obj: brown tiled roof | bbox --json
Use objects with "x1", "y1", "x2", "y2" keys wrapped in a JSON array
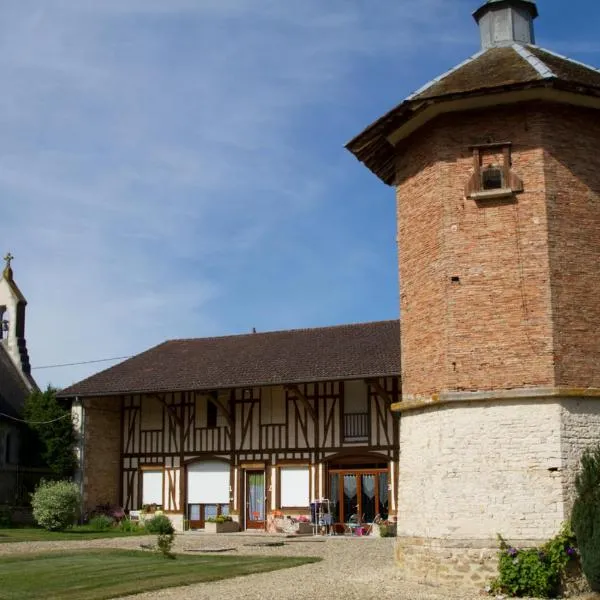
[
  {"x1": 528, "y1": 47, "x2": 600, "y2": 89},
  {"x1": 347, "y1": 45, "x2": 600, "y2": 185},
  {"x1": 412, "y1": 47, "x2": 539, "y2": 100},
  {"x1": 58, "y1": 320, "x2": 401, "y2": 397}
]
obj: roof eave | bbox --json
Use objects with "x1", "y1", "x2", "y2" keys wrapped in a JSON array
[
  {"x1": 57, "y1": 370, "x2": 402, "y2": 399},
  {"x1": 346, "y1": 80, "x2": 600, "y2": 185},
  {"x1": 473, "y1": 0, "x2": 539, "y2": 21}
]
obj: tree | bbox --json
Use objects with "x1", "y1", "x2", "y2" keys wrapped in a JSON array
[
  {"x1": 23, "y1": 387, "x2": 77, "y2": 479},
  {"x1": 572, "y1": 445, "x2": 600, "y2": 592}
]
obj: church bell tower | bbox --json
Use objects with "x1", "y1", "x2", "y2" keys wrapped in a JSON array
[{"x1": 0, "y1": 253, "x2": 33, "y2": 380}]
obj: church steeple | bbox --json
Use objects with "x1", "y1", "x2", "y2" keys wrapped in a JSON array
[
  {"x1": 0, "y1": 253, "x2": 32, "y2": 380},
  {"x1": 473, "y1": 0, "x2": 538, "y2": 49}
]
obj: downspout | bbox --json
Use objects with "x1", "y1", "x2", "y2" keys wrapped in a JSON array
[{"x1": 71, "y1": 396, "x2": 85, "y2": 519}]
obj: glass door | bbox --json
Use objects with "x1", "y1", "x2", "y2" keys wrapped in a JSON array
[
  {"x1": 329, "y1": 469, "x2": 389, "y2": 523},
  {"x1": 245, "y1": 471, "x2": 265, "y2": 529}
]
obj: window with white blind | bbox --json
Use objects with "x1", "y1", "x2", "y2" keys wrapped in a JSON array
[
  {"x1": 142, "y1": 470, "x2": 163, "y2": 506},
  {"x1": 280, "y1": 466, "x2": 309, "y2": 508}
]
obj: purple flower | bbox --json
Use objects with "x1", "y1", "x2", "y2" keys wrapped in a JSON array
[
  {"x1": 507, "y1": 547, "x2": 518, "y2": 557},
  {"x1": 567, "y1": 547, "x2": 576, "y2": 556}
]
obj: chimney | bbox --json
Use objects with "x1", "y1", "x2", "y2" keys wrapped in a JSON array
[{"x1": 473, "y1": 0, "x2": 538, "y2": 49}]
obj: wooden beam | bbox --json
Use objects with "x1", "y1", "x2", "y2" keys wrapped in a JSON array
[
  {"x1": 365, "y1": 379, "x2": 393, "y2": 406},
  {"x1": 285, "y1": 384, "x2": 316, "y2": 423},
  {"x1": 210, "y1": 391, "x2": 234, "y2": 429},
  {"x1": 151, "y1": 394, "x2": 183, "y2": 428}
]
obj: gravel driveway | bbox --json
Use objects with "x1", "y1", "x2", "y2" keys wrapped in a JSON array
[{"x1": 1, "y1": 532, "x2": 486, "y2": 600}]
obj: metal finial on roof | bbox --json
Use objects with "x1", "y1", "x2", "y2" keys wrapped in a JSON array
[
  {"x1": 474, "y1": 0, "x2": 538, "y2": 49},
  {"x1": 3, "y1": 252, "x2": 14, "y2": 280}
]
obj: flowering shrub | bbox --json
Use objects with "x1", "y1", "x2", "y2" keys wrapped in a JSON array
[
  {"x1": 93, "y1": 503, "x2": 125, "y2": 522},
  {"x1": 206, "y1": 515, "x2": 233, "y2": 524},
  {"x1": 31, "y1": 480, "x2": 81, "y2": 531},
  {"x1": 490, "y1": 524, "x2": 578, "y2": 598}
]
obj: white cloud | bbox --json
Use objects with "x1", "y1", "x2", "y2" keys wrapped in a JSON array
[{"x1": 0, "y1": 0, "x2": 471, "y2": 389}]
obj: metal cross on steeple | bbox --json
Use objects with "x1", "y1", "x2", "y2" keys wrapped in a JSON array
[{"x1": 4, "y1": 252, "x2": 14, "y2": 269}]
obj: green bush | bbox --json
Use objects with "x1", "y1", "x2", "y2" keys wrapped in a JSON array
[
  {"x1": 144, "y1": 514, "x2": 174, "y2": 535},
  {"x1": 490, "y1": 525, "x2": 577, "y2": 598},
  {"x1": 572, "y1": 444, "x2": 600, "y2": 591},
  {"x1": 119, "y1": 518, "x2": 141, "y2": 533},
  {"x1": 89, "y1": 515, "x2": 113, "y2": 531},
  {"x1": 31, "y1": 480, "x2": 81, "y2": 531},
  {"x1": 378, "y1": 523, "x2": 397, "y2": 538},
  {"x1": 156, "y1": 533, "x2": 176, "y2": 559}
]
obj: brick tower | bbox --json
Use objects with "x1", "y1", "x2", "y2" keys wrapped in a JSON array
[{"x1": 348, "y1": 0, "x2": 600, "y2": 590}]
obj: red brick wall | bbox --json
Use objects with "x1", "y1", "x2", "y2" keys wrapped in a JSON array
[
  {"x1": 396, "y1": 104, "x2": 556, "y2": 399},
  {"x1": 543, "y1": 105, "x2": 600, "y2": 388}
]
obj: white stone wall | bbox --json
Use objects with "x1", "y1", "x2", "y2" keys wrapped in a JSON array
[
  {"x1": 398, "y1": 401, "x2": 565, "y2": 541},
  {"x1": 560, "y1": 398, "x2": 600, "y2": 510},
  {"x1": 0, "y1": 277, "x2": 20, "y2": 366}
]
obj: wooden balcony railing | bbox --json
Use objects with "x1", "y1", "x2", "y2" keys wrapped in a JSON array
[{"x1": 343, "y1": 412, "x2": 369, "y2": 441}]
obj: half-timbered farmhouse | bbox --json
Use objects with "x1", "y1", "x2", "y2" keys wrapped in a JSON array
[{"x1": 60, "y1": 321, "x2": 400, "y2": 531}]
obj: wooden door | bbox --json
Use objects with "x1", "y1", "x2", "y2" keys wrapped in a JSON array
[
  {"x1": 329, "y1": 469, "x2": 389, "y2": 523},
  {"x1": 245, "y1": 471, "x2": 265, "y2": 529},
  {"x1": 188, "y1": 504, "x2": 203, "y2": 529}
]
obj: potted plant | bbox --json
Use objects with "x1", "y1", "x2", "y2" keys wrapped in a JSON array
[{"x1": 204, "y1": 515, "x2": 239, "y2": 533}]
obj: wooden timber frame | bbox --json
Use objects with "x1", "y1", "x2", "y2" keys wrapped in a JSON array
[{"x1": 117, "y1": 376, "x2": 400, "y2": 527}]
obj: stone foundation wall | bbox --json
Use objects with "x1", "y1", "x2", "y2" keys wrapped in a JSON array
[
  {"x1": 560, "y1": 398, "x2": 600, "y2": 508},
  {"x1": 395, "y1": 536, "x2": 537, "y2": 591}
]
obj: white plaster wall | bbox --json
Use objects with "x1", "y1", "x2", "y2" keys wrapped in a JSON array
[
  {"x1": 141, "y1": 396, "x2": 163, "y2": 430},
  {"x1": 344, "y1": 380, "x2": 368, "y2": 413},
  {"x1": 261, "y1": 386, "x2": 286, "y2": 425},
  {"x1": 0, "y1": 278, "x2": 19, "y2": 367},
  {"x1": 398, "y1": 401, "x2": 565, "y2": 541},
  {"x1": 560, "y1": 398, "x2": 600, "y2": 510}
]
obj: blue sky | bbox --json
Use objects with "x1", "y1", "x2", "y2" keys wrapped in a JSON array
[{"x1": 2, "y1": 0, "x2": 599, "y2": 389}]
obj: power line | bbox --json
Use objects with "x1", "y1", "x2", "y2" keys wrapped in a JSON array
[
  {"x1": 31, "y1": 356, "x2": 132, "y2": 370},
  {"x1": 0, "y1": 411, "x2": 71, "y2": 425}
]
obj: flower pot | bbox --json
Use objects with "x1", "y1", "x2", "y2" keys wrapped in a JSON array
[
  {"x1": 204, "y1": 521, "x2": 239, "y2": 533},
  {"x1": 296, "y1": 522, "x2": 313, "y2": 535}
]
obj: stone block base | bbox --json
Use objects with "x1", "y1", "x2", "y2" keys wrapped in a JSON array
[{"x1": 395, "y1": 536, "x2": 540, "y2": 591}]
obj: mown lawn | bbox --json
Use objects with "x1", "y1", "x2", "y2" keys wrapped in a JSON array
[
  {"x1": 0, "y1": 526, "x2": 150, "y2": 543},
  {"x1": 0, "y1": 550, "x2": 321, "y2": 600}
]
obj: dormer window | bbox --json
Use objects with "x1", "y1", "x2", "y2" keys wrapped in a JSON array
[
  {"x1": 465, "y1": 142, "x2": 523, "y2": 200},
  {"x1": 482, "y1": 166, "x2": 503, "y2": 191}
]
